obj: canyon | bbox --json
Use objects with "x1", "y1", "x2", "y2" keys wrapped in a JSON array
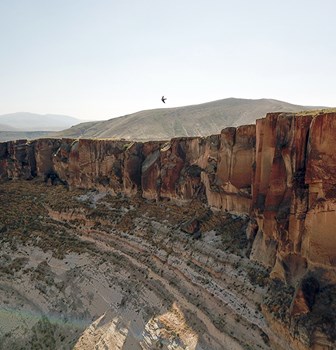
[{"x1": 0, "y1": 111, "x2": 335, "y2": 349}]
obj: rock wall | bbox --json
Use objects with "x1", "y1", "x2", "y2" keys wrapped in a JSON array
[
  {"x1": 250, "y1": 112, "x2": 336, "y2": 285},
  {"x1": 0, "y1": 126, "x2": 256, "y2": 213},
  {"x1": 0, "y1": 112, "x2": 335, "y2": 282}
]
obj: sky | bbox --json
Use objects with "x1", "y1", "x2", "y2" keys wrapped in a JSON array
[{"x1": 0, "y1": 0, "x2": 335, "y2": 121}]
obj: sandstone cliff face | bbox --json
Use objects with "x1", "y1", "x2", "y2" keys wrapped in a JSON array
[
  {"x1": 249, "y1": 112, "x2": 336, "y2": 350},
  {"x1": 251, "y1": 113, "x2": 314, "y2": 273},
  {"x1": 0, "y1": 140, "x2": 36, "y2": 180},
  {"x1": 304, "y1": 113, "x2": 336, "y2": 268},
  {"x1": 250, "y1": 112, "x2": 336, "y2": 282},
  {"x1": 52, "y1": 139, "x2": 144, "y2": 195},
  {"x1": 0, "y1": 127, "x2": 256, "y2": 213}
]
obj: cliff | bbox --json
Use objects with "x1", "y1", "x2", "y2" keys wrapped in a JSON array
[
  {"x1": 0, "y1": 125, "x2": 256, "y2": 213},
  {"x1": 251, "y1": 112, "x2": 336, "y2": 275},
  {"x1": 1, "y1": 113, "x2": 336, "y2": 276},
  {"x1": 1, "y1": 111, "x2": 336, "y2": 349}
]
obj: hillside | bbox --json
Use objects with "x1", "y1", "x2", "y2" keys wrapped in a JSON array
[
  {"x1": 0, "y1": 112, "x2": 82, "y2": 132},
  {"x1": 0, "y1": 123, "x2": 17, "y2": 131},
  {"x1": 0, "y1": 131, "x2": 51, "y2": 142},
  {"x1": 54, "y1": 98, "x2": 325, "y2": 141}
]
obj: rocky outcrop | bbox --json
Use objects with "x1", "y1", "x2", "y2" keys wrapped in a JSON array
[
  {"x1": 52, "y1": 139, "x2": 144, "y2": 195},
  {"x1": 250, "y1": 111, "x2": 336, "y2": 350},
  {"x1": 0, "y1": 139, "x2": 36, "y2": 180},
  {"x1": 250, "y1": 112, "x2": 336, "y2": 283},
  {"x1": 0, "y1": 126, "x2": 256, "y2": 214},
  {"x1": 290, "y1": 276, "x2": 320, "y2": 317}
]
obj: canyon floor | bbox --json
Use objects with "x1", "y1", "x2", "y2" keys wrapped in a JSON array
[{"x1": 0, "y1": 180, "x2": 331, "y2": 350}]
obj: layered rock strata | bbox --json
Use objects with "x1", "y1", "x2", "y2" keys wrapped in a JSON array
[{"x1": 0, "y1": 180, "x2": 271, "y2": 350}]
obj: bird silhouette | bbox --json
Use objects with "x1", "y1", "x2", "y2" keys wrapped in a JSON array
[{"x1": 161, "y1": 96, "x2": 167, "y2": 103}]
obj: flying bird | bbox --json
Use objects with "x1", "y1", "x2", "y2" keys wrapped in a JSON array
[{"x1": 161, "y1": 96, "x2": 167, "y2": 103}]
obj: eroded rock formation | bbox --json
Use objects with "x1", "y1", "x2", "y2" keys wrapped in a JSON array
[
  {"x1": 0, "y1": 125, "x2": 256, "y2": 212},
  {"x1": 251, "y1": 112, "x2": 336, "y2": 279},
  {"x1": 1, "y1": 112, "x2": 336, "y2": 276},
  {"x1": 0, "y1": 111, "x2": 336, "y2": 349}
]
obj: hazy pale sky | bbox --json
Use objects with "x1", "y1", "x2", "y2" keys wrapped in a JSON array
[{"x1": 1, "y1": 0, "x2": 335, "y2": 120}]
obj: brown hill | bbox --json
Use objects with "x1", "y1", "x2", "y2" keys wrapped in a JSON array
[{"x1": 54, "y1": 98, "x2": 325, "y2": 140}]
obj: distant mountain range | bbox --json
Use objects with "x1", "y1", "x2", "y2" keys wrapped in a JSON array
[
  {"x1": 0, "y1": 98, "x2": 329, "y2": 142},
  {"x1": 0, "y1": 112, "x2": 82, "y2": 132},
  {"x1": 0, "y1": 123, "x2": 17, "y2": 131},
  {"x1": 53, "y1": 98, "x2": 326, "y2": 141}
]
